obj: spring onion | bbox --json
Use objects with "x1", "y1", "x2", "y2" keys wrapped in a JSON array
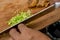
[{"x1": 8, "y1": 10, "x2": 31, "y2": 26}]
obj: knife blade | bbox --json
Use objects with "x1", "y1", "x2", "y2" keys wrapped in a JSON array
[{"x1": 0, "y1": 4, "x2": 55, "y2": 33}]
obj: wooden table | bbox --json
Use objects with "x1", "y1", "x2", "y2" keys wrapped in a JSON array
[{"x1": 0, "y1": 7, "x2": 60, "y2": 40}]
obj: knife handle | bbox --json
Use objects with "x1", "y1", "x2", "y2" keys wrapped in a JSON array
[{"x1": 55, "y1": 2, "x2": 60, "y2": 8}]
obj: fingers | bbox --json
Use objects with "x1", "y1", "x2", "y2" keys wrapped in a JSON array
[
  {"x1": 18, "y1": 24, "x2": 33, "y2": 40},
  {"x1": 18, "y1": 24, "x2": 30, "y2": 33},
  {"x1": 9, "y1": 28, "x2": 20, "y2": 40},
  {"x1": 9, "y1": 24, "x2": 51, "y2": 40},
  {"x1": 9, "y1": 24, "x2": 33, "y2": 40}
]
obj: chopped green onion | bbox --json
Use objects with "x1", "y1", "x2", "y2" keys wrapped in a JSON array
[{"x1": 8, "y1": 10, "x2": 31, "y2": 26}]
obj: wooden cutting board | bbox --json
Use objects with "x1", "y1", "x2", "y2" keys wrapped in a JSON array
[
  {"x1": 0, "y1": 0, "x2": 54, "y2": 33},
  {"x1": 0, "y1": 7, "x2": 60, "y2": 40},
  {"x1": 0, "y1": 0, "x2": 60, "y2": 40}
]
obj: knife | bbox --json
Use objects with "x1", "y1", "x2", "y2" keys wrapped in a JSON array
[{"x1": 0, "y1": 3, "x2": 60, "y2": 33}]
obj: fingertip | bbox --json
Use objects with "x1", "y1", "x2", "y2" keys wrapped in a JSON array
[
  {"x1": 18, "y1": 24, "x2": 25, "y2": 28},
  {"x1": 9, "y1": 28, "x2": 21, "y2": 40},
  {"x1": 9, "y1": 28, "x2": 16, "y2": 35},
  {"x1": 18, "y1": 24, "x2": 28, "y2": 32},
  {"x1": 18, "y1": 24, "x2": 27, "y2": 29}
]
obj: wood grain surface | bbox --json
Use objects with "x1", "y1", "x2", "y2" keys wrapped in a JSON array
[
  {"x1": 0, "y1": 0, "x2": 53, "y2": 33},
  {"x1": 0, "y1": 7, "x2": 60, "y2": 40},
  {"x1": 0, "y1": 0, "x2": 60, "y2": 40}
]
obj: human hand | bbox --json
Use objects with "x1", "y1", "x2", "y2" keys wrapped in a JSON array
[{"x1": 9, "y1": 24, "x2": 51, "y2": 40}]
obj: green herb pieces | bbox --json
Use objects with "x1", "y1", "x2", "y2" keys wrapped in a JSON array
[{"x1": 8, "y1": 10, "x2": 31, "y2": 26}]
